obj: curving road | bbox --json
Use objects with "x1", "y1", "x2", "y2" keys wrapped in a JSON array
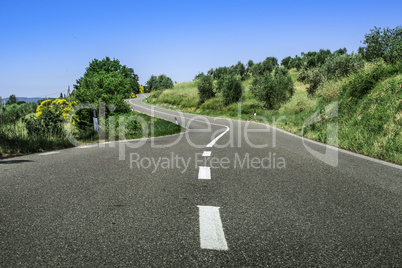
[{"x1": 1, "y1": 94, "x2": 401, "y2": 266}]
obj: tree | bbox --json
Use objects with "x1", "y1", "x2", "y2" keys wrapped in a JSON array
[
  {"x1": 73, "y1": 57, "x2": 138, "y2": 127},
  {"x1": 233, "y1": 61, "x2": 246, "y2": 79},
  {"x1": 247, "y1": 60, "x2": 254, "y2": 70},
  {"x1": 197, "y1": 74, "x2": 215, "y2": 103},
  {"x1": 221, "y1": 75, "x2": 243, "y2": 106},
  {"x1": 251, "y1": 67, "x2": 294, "y2": 109},
  {"x1": 281, "y1": 56, "x2": 292, "y2": 68},
  {"x1": 146, "y1": 74, "x2": 174, "y2": 91},
  {"x1": 297, "y1": 68, "x2": 325, "y2": 96},
  {"x1": 358, "y1": 26, "x2": 402, "y2": 63},
  {"x1": 146, "y1": 75, "x2": 158, "y2": 91},
  {"x1": 6, "y1": 94, "x2": 17, "y2": 105},
  {"x1": 288, "y1": 55, "x2": 303, "y2": 70}
]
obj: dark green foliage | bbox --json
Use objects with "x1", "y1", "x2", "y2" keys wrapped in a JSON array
[
  {"x1": 300, "y1": 49, "x2": 332, "y2": 68},
  {"x1": 213, "y1": 66, "x2": 235, "y2": 80},
  {"x1": 73, "y1": 57, "x2": 138, "y2": 128},
  {"x1": 247, "y1": 60, "x2": 254, "y2": 70},
  {"x1": 6, "y1": 94, "x2": 17, "y2": 105},
  {"x1": 1, "y1": 102, "x2": 38, "y2": 124},
  {"x1": 321, "y1": 53, "x2": 365, "y2": 80},
  {"x1": 298, "y1": 50, "x2": 365, "y2": 96},
  {"x1": 251, "y1": 67, "x2": 294, "y2": 109},
  {"x1": 233, "y1": 61, "x2": 246, "y2": 79},
  {"x1": 25, "y1": 109, "x2": 64, "y2": 138},
  {"x1": 146, "y1": 75, "x2": 158, "y2": 91},
  {"x1": 197, "y1": 74, "x2": 215, "y2": 103},
  {"x1": 334, "y1": 47, "x2": 347, "y2": 56},
  {"x1": 281, "y1": 56, "x2": 292, "y2": 68},
  {"x1": 221, "y1": 75, "x2": 243, "y2": 106},
  {"x1": 288, "y1": 56, "x2": 303, "y2": 70},
  {"x1": 359, "y1": 26, "x2": 402, "y2": 63},
  {"x1": 194, "y1": 72, "x2": 205, "y2": 80},
  {"x1": 298, "y1": 68, "x2": 325, "y2": 96},
  {"x1": 146, "y1": 74, "x2": 174, "y2": 91},
  {"x1": 250, "y1": 63, "x2": 264, "y2": 76},
  {"x1": 342, "y1": 61, "x2": 402, "y2": 101},
  {"x1": 250, "y1": 57, "x2": 278, "y2": 76}
]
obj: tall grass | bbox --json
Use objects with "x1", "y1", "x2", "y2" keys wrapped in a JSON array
[
  {"x1": 0, "y1": 112, "x2": 183, "y2": 159},
  {"x1": 0, "y1": 119, "x2": 73, "y2": 158}
]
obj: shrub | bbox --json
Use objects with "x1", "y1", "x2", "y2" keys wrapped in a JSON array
[
  {"x1": 297, "y1": 68, "x2": 325, "y2": 96},
  {"x1": 321, "y1": 53, "x2": 365, "y2": 80},
  {"x1": 197, "y1": 74, "x2": 215, "y2": 103},
  {"x1": 343, "y1": 61, "x2": 402, "y2": 101},
  {"x1": 281, "y1": 56, "x2": 292, "y2": 68},
  {"x1": 200, "y1": 98, "x2": 224, "y2": 111},
  {"x1": 221, "y1": 75, "x2": 243, "y2": 106},
  {"x1": 146, "y1": 74, "x2": 174, "y2": 91},
  {"x1": 251, "y1": 67, "x2": 295, "y2": 109}
]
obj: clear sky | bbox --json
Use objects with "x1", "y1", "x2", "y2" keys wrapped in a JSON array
[{"x1": 1, "y1": 0, "x2": 401, "y2": 98}]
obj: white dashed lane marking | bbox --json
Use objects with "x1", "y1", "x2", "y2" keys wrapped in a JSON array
[
  {"x1": 198, "y1": 166, "x2": 211, "y2": 180},
  {"x1": 202, "y1": 151, "x2": 211, "y2": 157},
  {"x1": 197, "y1": 206, "x2": 228, "y2": 250}
]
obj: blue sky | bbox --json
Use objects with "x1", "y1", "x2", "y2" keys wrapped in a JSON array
[{"x1": 1, "y1": 0, "x2": 401, "y2": 98}]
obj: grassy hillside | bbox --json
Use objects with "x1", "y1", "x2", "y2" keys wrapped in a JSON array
[{"x1": 148, "y1": 64, "x2": 401, "y2": 164}]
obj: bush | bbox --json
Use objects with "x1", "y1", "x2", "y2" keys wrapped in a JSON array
[
  {"x1": 251, "y1": 67, "x2": 295, "y2": 109},
  {"x1": 197, "y1": 74, "x2": 215, "y2": 103},
  {"x1": 343, "y1": 61, "x2": 402, "y2": 101},
  {"x1": 146, "y1": 74, "x2": 174, "y2": 91},
  {"x1": 297, "y1": 68, "x2": 325, "y2": 96},
  {"x1": 221, "y1": 75, "x2": 243, "y2": 106},
  {"x1": 321, "y1": 53, "x2": 365, "y2": 80},
  {"x1": 200, "y1": 98, "x2": 224, "y2": 111}
]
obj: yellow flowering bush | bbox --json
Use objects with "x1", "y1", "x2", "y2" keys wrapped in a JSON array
[
  {"x1": 130, "y1": 92, "x2": 136, "y2": 98},
  {"x1": 139, "y1": 85, "x2": 145, "y2": 94},
  {"x1": 36, "y1": 99, "x2": 77, "y2": 119}
]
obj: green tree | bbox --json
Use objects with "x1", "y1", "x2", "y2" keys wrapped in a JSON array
[
  {"x1": 197, "y1": 74, "x2": 215, "y2": 103},
  {"x1": 281, "y1": 56, "x2": 292, "y2": 68},
  {"x1": 221, "y1": 75, "x2": 243, "y2": 106},
  {"x1": 233, "y1": 61, "x2": 246, "y2": 79},
  {"x1": 251, "y1": 67, "x2": 294, "y2": 109},
  {"x1": 146, "y1": 74, "x2": 174, "y2": 91},
  {"x1": 6, "y1": 94, "x2": 17, "y2": 105},
  {"x1": 297, "y1": 68, "x2": 325, "y2": 96},
  {"x1": 288, "y1": 55, "x2": 303, "y2": 70},
  {"x1": 73, "y1": 57, "x2": 138, "y2": 127},
  {"x1": 247, "y1": 60, "x2": 254, "y2": 70},
  {"x1": 359, "y1": 26, "x2": 402, "y2": 63}
]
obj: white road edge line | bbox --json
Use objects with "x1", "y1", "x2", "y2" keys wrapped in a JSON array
[
  {"x1": 130, "y1": 98, "x2": 401, "y2": 170},
  {"x1": 38, "y1": 151, "x2": 60, "y2": 156},
  {"x1": 202, "y1": 151, "x2": 212, "y2": 157},
  {"x1": 197, "y1": 206, "x2": 228, "y2": 250},
  {"x1": 128, "y1": 99, "x2": 230, "y2": 148},
  {"x1": 198, "y1": 166, "x2": 211, "y2": 180}
]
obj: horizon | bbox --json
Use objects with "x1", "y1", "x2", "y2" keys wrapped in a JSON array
[{"x1": 1, "y1": 0, "x2": 401, "y2": 98}]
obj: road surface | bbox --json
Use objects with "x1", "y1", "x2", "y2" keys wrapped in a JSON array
[{"x1": 1, "y1": 94, "x2": 401, "y2": 266}]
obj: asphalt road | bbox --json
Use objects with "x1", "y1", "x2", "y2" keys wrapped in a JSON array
[{"x1": 1, "y1": 94, "x2": 401, "y2": 267}]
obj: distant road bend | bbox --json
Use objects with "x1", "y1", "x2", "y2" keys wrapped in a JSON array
[{"x1": 0, "y1": 94, "x2": 401, "y2": 266}]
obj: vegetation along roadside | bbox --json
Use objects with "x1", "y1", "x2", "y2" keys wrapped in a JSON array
[
  {"x1": 147, "y1": 26, "x2": 402, "y2": 165},
  {"x1": 0, "y1": 58, "x2": 182, "y2": 159}
]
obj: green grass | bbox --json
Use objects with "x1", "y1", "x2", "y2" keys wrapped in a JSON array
[
  {"x1": 0, "y1": 111, "x2": 183, "y2": 159},
  {"x1": 148, "y1": 66, "x2": 401, "y2": 164},
  {"x1": 0, "y1": 119, "x2": 74, "y2": 158}
]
